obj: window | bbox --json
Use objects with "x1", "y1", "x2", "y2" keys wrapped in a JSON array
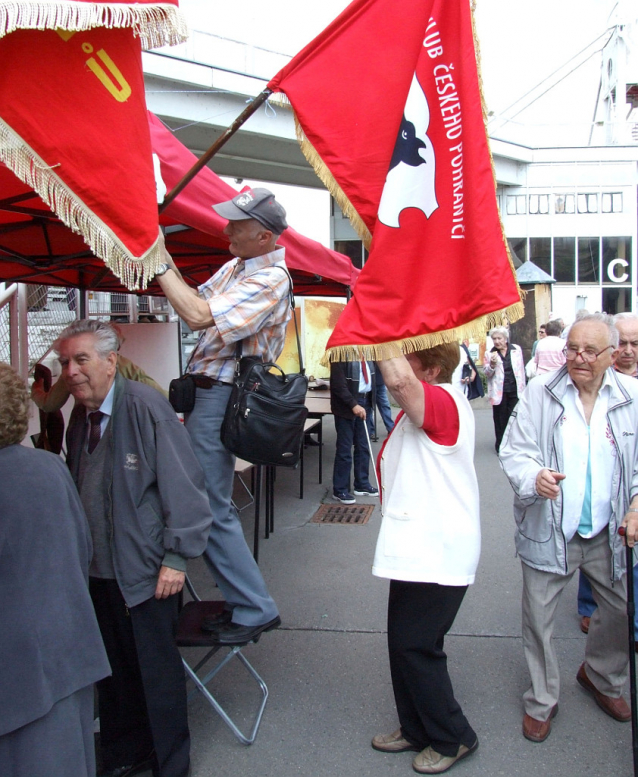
[
  {"x1": 577, "y1": 193, "x2": 598, "y2": 214},
  {"x1": 553, "y1": 237, "x2": 575, "y2": 283},
  {"x1": 334, "y1": 240, "x2": 366, "y2": 269},
  {"x1": 528, "y1": 194, "x2": 549, "y2": 215},
  {"x1": 578, "y1": 237, "x2": 600, "y2": 283},
  {"x1": 530, "y1": 237, "x2": 551, "y2": 276},
  {"x1": 601, "y1": 192, "x2": 624, "y2": 213},
  {"x1": 602, "y1": 287, "x2": 632, "y2": 315},
  {"x1": 554, "y1": 194, "x2": 576, "y2": 214},
  {"x1": 506, "y1": 195, "x2": 526, "y2": 215},
  {"x1": 507, "y1": 238, "x2": 527, "y2": 265}
]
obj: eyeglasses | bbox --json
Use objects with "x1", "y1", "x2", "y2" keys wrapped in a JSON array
[{"x1": 563, "y1": 345, "x2": 613, "y2": 363}]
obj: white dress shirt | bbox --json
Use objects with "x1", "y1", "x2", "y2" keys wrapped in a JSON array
[{"x1": 560, "y1": 372, "x2": 616, "y2": 541}]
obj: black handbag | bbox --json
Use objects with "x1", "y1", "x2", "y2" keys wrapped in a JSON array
[
  {"x1": 168, "y1": 330, "x2": 204, "y2": 413},
  {"x1": 221, "y1": 271, "x2": 308, "y2": 467},
  {"x1": 168, "y1": 373, "x2": 196, "y2": 413}
]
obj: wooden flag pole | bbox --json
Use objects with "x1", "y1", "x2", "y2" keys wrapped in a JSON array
[{"x1": 159, "y1": 89, "x2": 272, "y2": 212}]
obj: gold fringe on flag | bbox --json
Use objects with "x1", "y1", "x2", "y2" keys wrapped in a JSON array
[
  {"x1": 269, "y1": 93, "x2": 372, "y2": 250},
  {"x1": 318, "y1": 0, "x2": 525, "y2": 364},
  {"x1": 0, "y1": 116, "x2": 163, "y2": 290},
  {"x1": 320, "y1": 299, "x2": 525, "y2": 366},
  {"x1": 0, "y1": 1, "x2": 187, "y2": 49}
]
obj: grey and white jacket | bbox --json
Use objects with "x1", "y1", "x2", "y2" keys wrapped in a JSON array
[{"x1": 499, "y1": 365, "x2": 638, "y2": 581}]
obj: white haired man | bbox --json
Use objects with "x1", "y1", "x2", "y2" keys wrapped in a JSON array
[
  {"x1": 57, "y1": 320, "x2": 213, "y2": 777},
  {"x1": 578, "y1": 312, "x2": 638, "y2": 640},
  {"x1": 500, "y1": 313, "x2": 638, "y2": 743}
]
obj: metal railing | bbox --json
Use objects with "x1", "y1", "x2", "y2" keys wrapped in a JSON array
[
  {"x1": 0, "y1": 283, "x2": 18, "y2": 366},
  {"x1": 0, "y1": 283, "x2": 172, "y2": 378}
]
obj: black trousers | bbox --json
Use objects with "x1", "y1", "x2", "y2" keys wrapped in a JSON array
[
  {"x1": 492, "y1": 390, "x2": 518, "y2": 451},
  {"x1": 387, "y1": 580, "x2": 477, "y2": 757},
  {"x1": 89, "y1": 579, "x2": 190, "y2": 777}
]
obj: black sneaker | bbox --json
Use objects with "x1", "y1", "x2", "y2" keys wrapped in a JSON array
[
  {"x1": 353, "y1": 486, "x2": 379, "y2": 497},
  {"x1": 333, "y1": 490, "x2": 356, "y2": 504}
]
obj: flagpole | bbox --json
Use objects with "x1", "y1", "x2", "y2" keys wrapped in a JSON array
[{"x1": 159, "y1": 89, "x2": 272, "y2": 212}]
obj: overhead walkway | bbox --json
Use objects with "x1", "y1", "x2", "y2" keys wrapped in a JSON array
[{"x1": 144, "y1": 31, "x2": 528, "y2": 189}]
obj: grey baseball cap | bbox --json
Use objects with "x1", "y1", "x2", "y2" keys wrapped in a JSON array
[{"x1": 212, "y1": 188, "x2": 288, "y2": 234}]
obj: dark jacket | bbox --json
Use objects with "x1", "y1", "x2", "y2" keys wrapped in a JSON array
[
  {"x1": 330, "y1": 360, "x2": 376, "y2": 419},
  {"x1": 0, "y1": 445, "x2": 110, "y2": 736},
  {"x1": 66, "y1": 372, "x2": 214, "y2": 607}
]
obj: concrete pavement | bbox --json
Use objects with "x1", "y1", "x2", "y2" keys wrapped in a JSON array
[{"x1": 183, "y1": 398, "x2": 635, "y2": 777}]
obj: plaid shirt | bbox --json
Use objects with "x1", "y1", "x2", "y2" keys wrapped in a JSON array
[{"x1": 187, "y1": 247, "x2": 291, "y2": 383}]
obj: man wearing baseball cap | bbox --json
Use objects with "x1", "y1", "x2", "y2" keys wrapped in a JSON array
[{"x1": 155, "y1": 188, "x2": 289, "y2": 645}]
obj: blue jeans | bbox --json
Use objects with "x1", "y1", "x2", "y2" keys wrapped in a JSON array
[
  {"x1": 578, "y1": 568, "x2": 638, "y2": 637},
  {"x1": 185, "y1": 385, "x2": 278, "y2": 626},
  {"x1": 332, "y1": 398, "x2": 374, "y2": 493}
]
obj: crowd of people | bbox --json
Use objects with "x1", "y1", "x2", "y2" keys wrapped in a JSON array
[{"x1": 3, "y1": 186, "x2": 638, "y2": 777}]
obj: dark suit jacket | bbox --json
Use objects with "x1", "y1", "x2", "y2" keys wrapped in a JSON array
[{"x1": 330, "y1": 360, "x2": 376, "y2": 419}]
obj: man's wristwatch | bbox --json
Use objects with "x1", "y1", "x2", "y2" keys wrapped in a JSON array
[{"x1": 155, "y1": 262, "x2": 171, "y2": 277}]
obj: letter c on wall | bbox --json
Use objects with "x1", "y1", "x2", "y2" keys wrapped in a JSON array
[{"x1": 607, "y1": 258, "x2": 629, "y2": 283}]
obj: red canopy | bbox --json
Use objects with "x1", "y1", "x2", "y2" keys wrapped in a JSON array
[{"x1": 0, "y1": 114, "x2": 358, "y2": 296}]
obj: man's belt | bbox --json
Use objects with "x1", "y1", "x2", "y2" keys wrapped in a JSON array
[{"x1": 191, "y1": 375, "x2": 232, "y2": 389}]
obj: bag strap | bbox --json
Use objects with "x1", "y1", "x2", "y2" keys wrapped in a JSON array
[
  {"x1": 461, "y1": 343, "x2": 479, "y2": 380},
  {"x1": 182, "y1": 330, "x2": 205, "y2": 376},
  {"x1": 234, "y1": 266, "x2": 305, "y2": 376}
]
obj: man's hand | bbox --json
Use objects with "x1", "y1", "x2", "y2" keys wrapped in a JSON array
[
  {"x1": 535, "y1": 468, "x2": 566, "y2": 500},
  {"x1": 621, "y1": 507, "x2": 638, "y2": 548},
  {"x1": 155, "y1": 565, "x2": 185, "y2": 599},
  {"x1": 352, "y1": 403, "x2": 366, "y2": 420}
]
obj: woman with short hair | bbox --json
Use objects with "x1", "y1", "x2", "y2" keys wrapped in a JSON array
[
  {"x1": 0, "y1": 363, "x2": 110, "y2": 777},
  {"x1": 371, "y1": 343, "x2": 480, "y2": 775},
  {"x1": 483, "y1": 326, "x2": 526, "y2": 451}
]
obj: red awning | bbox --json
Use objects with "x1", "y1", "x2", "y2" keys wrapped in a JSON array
[{"x1": 0, "y1": 114, "x2": 358, "y2": 297}]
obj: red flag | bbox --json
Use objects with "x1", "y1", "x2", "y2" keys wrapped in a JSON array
[
  {"x1": 268, "y1": 0, "x2": 522, "y2": 360},
  {"x1": 0, "y1": 1, "x2": 186, "y2": 289}
]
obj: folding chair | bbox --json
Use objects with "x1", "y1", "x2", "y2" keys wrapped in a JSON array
[{"x1": 176, "y1": 577, "x2": 269, "y2": 745}]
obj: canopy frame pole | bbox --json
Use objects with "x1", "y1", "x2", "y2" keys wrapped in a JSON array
[{"x1": 159, "y1": 89, "x2": 273, "y2": 213}]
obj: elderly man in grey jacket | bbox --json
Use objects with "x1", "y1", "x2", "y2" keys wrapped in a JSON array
[
  {"x1": 56, "y1": 320, "x2": 213, "y2": 777},
  {"x1": 500, "y1": 313, "x2": 638, "y2": 744}
]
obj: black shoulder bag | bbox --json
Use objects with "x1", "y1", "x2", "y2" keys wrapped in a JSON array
[
  {"x1": 168, "y1": 334, "x2": 202, "y2": 413},
  {"x1": 221, "y1": 270, "x2": 308, "y2": 467}
]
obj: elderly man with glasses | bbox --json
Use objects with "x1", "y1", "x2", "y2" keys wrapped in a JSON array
[{"x1": 499, "y1": 313, "x2": 638, "y2": 743}]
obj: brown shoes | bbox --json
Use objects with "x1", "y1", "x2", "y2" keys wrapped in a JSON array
[
  {"x1": 371, "y1": 728, "x2": 418, "y2": 753},
  {"x1": 576, "y1": 663, "x2": 630, "y2": 722},
  {"x1": 522, "y1": 704, "x2": 558, "y2": 742},
  {"x1": 580, "y1": 616, "x2": 590, "y2": 634},
  {"x1": 412, "y1": 740, "x2": 479, "y2": 774}
]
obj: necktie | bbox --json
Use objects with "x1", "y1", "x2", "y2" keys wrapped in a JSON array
[
  {"x1": 361, "y1": 360, "x2": 370, "y2": 382},
  {"x1": 87, "y1": 411, "x2": 104, "y2": 454}
]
